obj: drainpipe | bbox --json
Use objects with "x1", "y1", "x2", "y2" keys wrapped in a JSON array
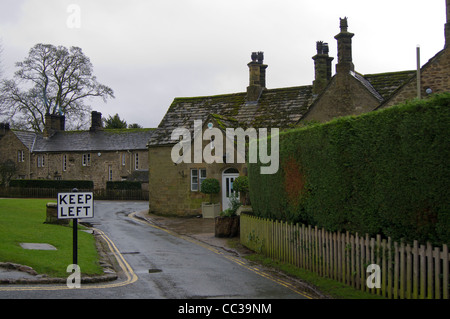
[{"x1": 416, "y1": 45, "x2": 421, "y2": 99}]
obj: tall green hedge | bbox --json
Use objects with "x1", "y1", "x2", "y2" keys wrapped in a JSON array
[
  {"x1": 9, "y1": 179, "x2": 94, "y2": 189},
  {"x1": 249, "y1": 93, "x2": 450, "y2": 246}
]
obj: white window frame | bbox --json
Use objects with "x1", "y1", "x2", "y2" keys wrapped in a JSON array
[
  {"x1": 62, "y1": 155, "x2": 67, "y2": 171},
  {"x1": 82, "y1": 153, "x2": 91, "y2": 167},
  {"x1": 191, "y1": 168, "x2": 207, "y2": 192},
  {"x1": 18, "y1": 150, "x2": 24, "y2": 163},
  {"x1": 37, "y1": 155, "x2": 45, "y2": 168},
  {"x1": 134, "y1": 153, "x2": 139, "y2": 170}
]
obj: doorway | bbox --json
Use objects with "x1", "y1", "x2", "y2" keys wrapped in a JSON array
[{"x1": 222, "y1": 168, "x2": 239, "y2": 211}]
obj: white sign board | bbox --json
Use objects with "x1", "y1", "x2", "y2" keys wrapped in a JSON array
[{"x1": 57, "y1": 192, "x2": 94, "y2": 219}]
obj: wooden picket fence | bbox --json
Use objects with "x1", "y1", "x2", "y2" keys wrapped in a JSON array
[{"x1": 240, "y1": 213, "x2": 449, "y2": 299}]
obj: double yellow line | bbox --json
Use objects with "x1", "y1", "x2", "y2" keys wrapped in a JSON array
[
  {"x1": 128, "y1": 212, "x2": 314, "y2": 299},
  {"x1": 0, "y1": 228, "x2": 137, "y2": 292},
  {"x1": 1, "y1": 212, "x2": 313, "y2": 299}
]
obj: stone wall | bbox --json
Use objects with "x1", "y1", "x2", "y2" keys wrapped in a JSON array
[
  {"x1": 380, "y1": 48, "x2": 450, "y2": 109},
  {"x1": 303, "y1": 73, "x2": 381, "y2": 123},
  {"x1": 0, "y1": 131, "x2": 31, "y2": 179},
  {"x1": 148, "y1": 134, "x2": 244, "y2": 217},
  {"x1": 30, "y1": 150, "x2": 148, "y2": 189}
]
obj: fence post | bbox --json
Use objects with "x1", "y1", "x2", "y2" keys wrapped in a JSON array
[
  {"x1": 434, "y1": 247, "x2": 440, "y2": 299},
  {"x1": 355, "y1": 233, "x2": 360, "y2": 289},
  {"x1": 413, "y1": 240, "x2": 419, "y2": 299},
  {"x1": 427, "y1": 242, "x2": 433, "y2": 299},
  {"x1": 406, "y1": 243, "x2": 412, "y2": 299},
  {"x1": 419, "y1": 244, "x2": 426, "y2": 299},
  {"x1": 443, "y1": 244, "x2": 448, "y2": 300},
  {"x1": 381, "y1": 238, "x2": 387, "y2": 297}
]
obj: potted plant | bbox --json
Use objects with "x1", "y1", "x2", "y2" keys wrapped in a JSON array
[
  {"x1": 215, "y1": 193, "x2": 241, "y2": 238},
  {"x1": 200, "y1": 178, "x2": 221, "y2": 218},
  {"x1": 233, "y1": 175, "x2": 250, "y2": 206}
]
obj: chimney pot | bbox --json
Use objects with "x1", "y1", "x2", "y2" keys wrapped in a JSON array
[
  {"x1": 90, "y1": 111, "x2": 103, "y2": 132},
  {"x1": 335, "y1": 17, "x2": 355, "y2": 74},
  {"x1": 312, "y1": 41, "x2": 334, "y2": 94},
  {"x1": 0, "y1": 123, "x2": 10, "y2": 138},
  {"x1": 43, "y1": 113, "x2": 65, "y2": 138},
  {"x1": 246, "y1": 52, "x2": 268, "y2": 102},
  {"x1": 445, "y1": 0, "x2": 450, "y2": 47}
]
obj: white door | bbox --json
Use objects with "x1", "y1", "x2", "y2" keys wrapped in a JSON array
[{"x1": 222, "y1": 168, "x2": 240, "y2": 211}]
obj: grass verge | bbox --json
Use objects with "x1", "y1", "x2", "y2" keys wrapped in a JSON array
[
  {"x1": 0, "y1": 198, "x2": 103, "y2": 278},
  {"x1": 244, "y1": 253, "x2": 385, "y2": 299},
  {"x1": 227, "y1": 238, "x2": 385, "y2": 299}
]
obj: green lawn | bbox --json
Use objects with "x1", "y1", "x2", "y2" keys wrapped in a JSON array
[{"x1": 0, "y1": 198, "x2": 103, "y2": 278}]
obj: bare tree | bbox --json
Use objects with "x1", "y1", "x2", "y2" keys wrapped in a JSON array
[{"x1": 0, "y1": 44, "x2": 114, "y2": 132}]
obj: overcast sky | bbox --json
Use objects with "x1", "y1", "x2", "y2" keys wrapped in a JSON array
[{"x1": 0, "y1": 0, "x2": 447, "y2": 128}]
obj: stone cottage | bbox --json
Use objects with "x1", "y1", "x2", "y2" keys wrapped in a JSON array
[
  {"x1": 0, "y1": 111, "x2": 154, "y2": 190},
  {"x1": 148, "y1": 1, "x2": 450, "y2": 217}
]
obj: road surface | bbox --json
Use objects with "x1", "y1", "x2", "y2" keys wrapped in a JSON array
[{"x1": 0, "y1": 201, "x2": 311, "y2": 300}]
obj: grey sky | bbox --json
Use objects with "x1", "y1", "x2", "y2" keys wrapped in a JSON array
[{"x1": 0, "y1": 0, "x2": 446, "y2": 128}]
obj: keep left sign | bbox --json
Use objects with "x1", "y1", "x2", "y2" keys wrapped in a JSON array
[{"x1": 58, "y1": 192, "x2": 94, "y2": 219}]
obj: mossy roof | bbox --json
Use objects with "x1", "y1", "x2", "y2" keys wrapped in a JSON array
[
  {"x1": 31, "y1": 128, "x2": 155, "y2": 153},
  {"x1": 149, "y1": 86, "x2": 314, "y2": 146},
  {"x1": 363, "y1": 70, "x2": 416, "y2": 100},
  {"x1": 149, "y1": 63, "x2": 423, "y2": 147}
]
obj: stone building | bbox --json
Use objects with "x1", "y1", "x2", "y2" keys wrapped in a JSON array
[
  {"x1": 148, "y1": 1, "x2": 450, "y2": 217},
  {"x1": 0, "y1": 111, "x2": 154, "y2": 190}
]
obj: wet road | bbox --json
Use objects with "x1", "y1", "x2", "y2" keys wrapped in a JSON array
[{"x1": 0, "y1": 201, "x2": 309, "y2": 300}]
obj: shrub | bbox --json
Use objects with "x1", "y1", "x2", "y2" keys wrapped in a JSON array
[
  {"x1": 200, "y1": 178, "x2": 220, "y2": 204},
  {"x1": 9, "y1": 179, "x2": 94, "y2": 189},
  {"x1": 249, "y1": 93, "x2": 450, "y2": 246},
  {"x1": 233, "y1": 176, "x2": 249, "y2": 193}
]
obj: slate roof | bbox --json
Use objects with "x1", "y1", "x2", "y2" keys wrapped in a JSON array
[
  {"x1": 363, "y1": 70, "x2": 416, "y2": 100},
  {"x1": 9, "y1": 69, "x2": 416, "y2": 151},
  {"x1": 351, "y1": 71, "x2": 384, "y2": 102},
  {"x1": 149, "y1": 85, "x2": 314, "y2": 146},
  {"x1": 14, "y1": 129, "x2": 155, "y2": 153},
  {"x1": 12, "y1": 131, "x2": 37, "y2": 150},
  {"x1": 149, "y1": 66, "x2": 418, "y2": 147}
]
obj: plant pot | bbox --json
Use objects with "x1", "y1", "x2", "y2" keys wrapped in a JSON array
[
  {"x1": 214, "y1": 216, "x2": 240, "y2": 238},
  {"x1": 201, "y1": 202, "x2": 221, "y2": 219}
]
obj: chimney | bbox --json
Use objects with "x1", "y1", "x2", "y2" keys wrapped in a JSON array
[
  {"x1": 90, "y1": 111, "x2": 103, "y2": 132},
  {"x1": 0, "y1": 123, "x2": 10, "y2": 139},
  {"x1": 246, "y1": 52, "x2": 268, "y2": 102},
  {"x1": 43, "y1": 113, "x2": 65, "y2": 138},
  {"x1": 312, "y1": 41, "x2": 334, "y2": 94},
  {"x1": 445, "y1": 0, "x2": 450, "y2": 47},
  {"x1": 334, "y1": 17, "x2": 355, "y2": 74}
]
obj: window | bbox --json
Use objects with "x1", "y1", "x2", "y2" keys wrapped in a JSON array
[
  {"x1": 17, "y1": 151, "x2": 24, "y2": 163},
  {"x1": 62, "y1": 155, "x2": 67, "y2": 171},
  {"x1": 37, "y1": 155, "x2": 45, "y2": 168},
  {"x1": 82, "y1": 154, "x2": 91, "y2": 167},
  {"x1": 122, "y1": 153, "x2": 126, "y2": 166},
  {"x1": 108, "y1": 165, "x2": 113, "y2": 181},
  {"x1": 191, "y1": 168, "x2": 207, "y2": 191},
  {"x1": 134, "y1": 153, "x2": 139, "y2": 170}
]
